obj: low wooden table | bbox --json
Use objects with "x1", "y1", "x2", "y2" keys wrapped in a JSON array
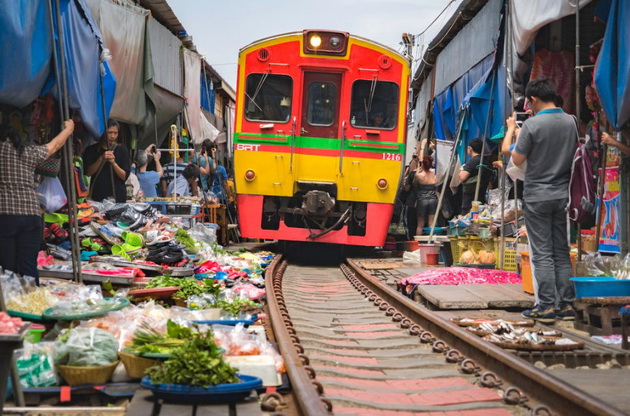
[{"x1": 574, "y1": 296, "x2": 630, "y2": 336}]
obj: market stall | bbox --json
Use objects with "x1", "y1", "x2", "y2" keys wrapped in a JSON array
[{"x1": 0, "y1": 204, "x2": 278, "y2": 409}]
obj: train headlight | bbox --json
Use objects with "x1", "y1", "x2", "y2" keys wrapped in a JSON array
[
  {"x1": 377, "y1": 179, "x2": 388, "y2": 190},
  {"x1": 329, "y1": 36, "x2": 341, "y2": 49},
  {"x1": 245, "y1": 170, "x2": 256, "y2": 181},
  {"x1": 309, "y1": 34, "x2": 322, "y2": 48}
]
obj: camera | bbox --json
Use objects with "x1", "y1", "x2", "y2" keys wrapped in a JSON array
[
  {"x1": 150, "y1": 145, "x2": 157, "y2": 154},
  {"x1": 515, "y1": 112, "x2": 530, "y2": 127}
]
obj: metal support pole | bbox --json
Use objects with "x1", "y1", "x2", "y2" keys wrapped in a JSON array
[
  {"x1": 473, "y1": 70, "x2": 497, "y2": 202},
  {"x1": 428, "y1": 107, "x2": 468, "y2": 243},
  {"x1": 575, "y1": 0, "x2": 583, "y2": 260},
  {"x1": 54, "y1": 0, "x2": 82, "y2": 283}
]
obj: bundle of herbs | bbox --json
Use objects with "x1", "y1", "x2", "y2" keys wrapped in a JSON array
[
  {"x1": 127, "y1": 320, "x2": 192, "y2": 355},
  {"x1": 147, "y1": 330, "x2": 239, "y2": 387}
]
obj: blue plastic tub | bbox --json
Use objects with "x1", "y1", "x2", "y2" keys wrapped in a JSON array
[{"x1": 570, "y1": 276, "x2": 630, "y2": 298}]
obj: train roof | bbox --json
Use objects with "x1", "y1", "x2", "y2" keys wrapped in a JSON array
[{"x1": 239, "y1": 30, "x2": 406, "y2": 60}]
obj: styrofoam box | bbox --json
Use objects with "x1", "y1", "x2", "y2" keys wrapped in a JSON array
[{"x1": 225, "y1": 355, "x2": 281, "y2": 386}]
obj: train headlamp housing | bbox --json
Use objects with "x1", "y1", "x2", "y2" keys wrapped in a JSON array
[{"x1": 303, "y1": 30, "x2": 349, "y2": 56}]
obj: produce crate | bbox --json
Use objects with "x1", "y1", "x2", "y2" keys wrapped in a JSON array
[
  {"x1": 494, "y1": 237, "x2": 517, "y2": 271},
  {"x1": 448, "y1": 236, "x2": 461, "y2": 265},
  {"x1": 451, "y1": 236, "x2": 494, "y2": 265}
]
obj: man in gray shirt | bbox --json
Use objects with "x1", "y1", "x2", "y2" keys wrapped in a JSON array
[{"x1": 512, "y1": 77, "x2": 578, "y2": 323}]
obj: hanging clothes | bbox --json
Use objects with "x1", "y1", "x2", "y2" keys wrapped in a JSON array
[{"x1": 529, "y1": 49, "x2": 576, "y2": 115}]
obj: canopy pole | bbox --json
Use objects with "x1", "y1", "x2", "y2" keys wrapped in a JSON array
[
  {"x1": 428, "y1": 106, "x2": 468, "y2": 243},
  {"x1": 473, "y1": 69, "x2": 497, "y2": 202},
  {"x1": 50, "y1": 0, "x2": 82, "y2": 283},
  {"x1": 575, "y1": 0, "x2": 583, "y2": 261}
]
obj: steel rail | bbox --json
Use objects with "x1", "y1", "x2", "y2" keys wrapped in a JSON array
[
  {"x1": 346, "y1": 258, "x2": 626, "y2": 416},
  {"x1": 265, "y1": 255, "x2": 330, "y2": 415}
]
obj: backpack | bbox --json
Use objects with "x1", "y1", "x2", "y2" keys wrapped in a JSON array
[{"x1": 567, "y1": 125, "x2": 596, "y2": 224}]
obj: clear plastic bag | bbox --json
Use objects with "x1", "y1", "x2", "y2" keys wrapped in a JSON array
[
  {"x1": 53, "y1": 327, "x2": 119, "y2": 367},
  {"x1": 188, "y1": 223, "x2": 217, "y2": 245},
  {"x1": 36, "y1": 176, "x2": 67, "y2": 213},
  {"x1": 506, "y1": 158, "x2": 527, "y2": 181}
]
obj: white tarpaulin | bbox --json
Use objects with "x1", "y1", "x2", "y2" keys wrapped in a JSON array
[
  {"x1": 510, "y1": 0, "x2": 594, "y2": 56},
  {"x1": 197, "y1": 109, "x2": 219, "y2": 145},
  {"x1": 183, "y1": 49, "x2": 202, "y2": 144},
  {"x1": 86, "y1": 0, "x2": 149, "y2": 125}
]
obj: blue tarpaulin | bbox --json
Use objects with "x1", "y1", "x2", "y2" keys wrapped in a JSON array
[
  {"x1": 594, "y1": 0, "x2": 630, "y2": 130},
  {"x1": 54, "y1": 0, "x2": 116, "y2": 137},
  {"x1": 0, "y1": 0, "x2": 53, "y2": 108},
  {"x1": 200, "y1": 74, "x2": 215, "y2": 114},
  {"x1": 0, "y1": 0, "x2": 115, "y2": 137}
]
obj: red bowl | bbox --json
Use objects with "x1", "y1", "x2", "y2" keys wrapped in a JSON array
[{"x1": 129, "y1": 286, "x2": 181, "y2": 299}]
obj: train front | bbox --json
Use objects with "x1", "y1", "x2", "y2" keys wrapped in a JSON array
[{"x1": 234, "y1": 30, "x2": 409, "y2": 246}]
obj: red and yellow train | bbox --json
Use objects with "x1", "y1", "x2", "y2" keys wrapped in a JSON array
[{"x1": 234, "y1": 30, "x2": 409, "y2": 246}]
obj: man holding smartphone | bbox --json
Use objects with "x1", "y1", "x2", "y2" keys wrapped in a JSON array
[
  {"x1": 511, "y1": 77, "x2": 577, "y2": 323},
  {"x1": 136, "y1": 144, "x2": 163, "y2": 197}
]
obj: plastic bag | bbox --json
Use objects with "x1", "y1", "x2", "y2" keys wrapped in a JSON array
[
  {"x1": 188, "y1": 223, "x2": 217, "y2": 245},
  {"x1": 16, "y1": 342, "x2": 58, "y2": 387},
  {"x1": 36, "y1": 176, "x2": 67, "y2": 213},
  {"x1": 506, "y1": 158, "x2": 527, "y2": 182},
  {"x1": 402, "y1": 249, "x2": 421, "y2": 264},
  {"x1": 53, "y1": 327, "x2": 119, "y2": 366}
]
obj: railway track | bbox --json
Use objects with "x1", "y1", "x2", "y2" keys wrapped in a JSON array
[{"x1": 264, "y1": 253, "x2": 630, "y2": 416}]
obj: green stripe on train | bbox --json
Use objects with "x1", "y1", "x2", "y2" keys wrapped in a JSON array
[{"x1": 234, "y1": 133, "x2": 404, "y2": 153}]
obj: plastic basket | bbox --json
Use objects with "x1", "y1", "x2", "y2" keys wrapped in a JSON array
[
  {"x1": 447, "y1": 224, "x2": 467, "y2": 236},
  {"x1": 448, "y1": 237, "x2": 461, "y2": 265},
  {"x1": 494, "y1": 237, "x2": 517, "y2": 271},
  {"x1": 57, "y1": 360, "x2": 119, "y2": 386},
  {"x1": 120, "y1": 350, "x2": 159, "y2": 380},
  {"x1": 454, "y1": 236, "x2": 494, "y2": 265}
]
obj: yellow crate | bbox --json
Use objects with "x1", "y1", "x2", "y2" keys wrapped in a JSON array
[
  {"x1": 452, "y1": 236, "x2": 494, "y2": 265},
  {"x1": 494, "y1": 237, "x2": 517, "y2": 271},
  {"x1": 448, "y1": 236, "x2": 460, "y2": 265}
]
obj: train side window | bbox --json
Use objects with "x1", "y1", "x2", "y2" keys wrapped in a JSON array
[
  {"x1": 306, "y1": 82, "x2": 337, "y2": 126},
  {"x1": 245, "y1": 73, "x2": 292, "y2": 122},
  {"x1": 350, "y1": 80, "x2": 399, "y2": 129}
]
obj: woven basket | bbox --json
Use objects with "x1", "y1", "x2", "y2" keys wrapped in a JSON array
[
  {"x1": 119, "y1": 350, "x2": 159, "y2": 380},
  {"x1": 57, "y1": 360, "x2": 119, "y2": 386}
]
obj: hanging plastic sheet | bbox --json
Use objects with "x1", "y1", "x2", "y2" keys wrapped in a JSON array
[
  {"x1": 508, "y1": 0, "x2": 593, "y2": 105},
  {"x1": 147, "y1": 18, "x2": 181, "y2": 96},
  {"x1": 594, "y1": 0, "x2": 630, "y2": 129},
  {"x1": 183, "y1": 49, "x2": 202, "y2": 144},
  {"x1": 0, "y1": 0, "x2": 53, "y2": 108},
  {"x1": 198, "y1": 109, "x2": 219, "y2": 145},
  {"x1": 200, "y1": 75, "x2": 215, "y2": 114},
  {"x1": 86, "y1": 0, "x2": 149, "y2": 126},
  {"x1": 467, "y1": 63, "x2": 507, "y2": 142},
  {"x1": 54, "y1": 0, "x2": 116, "y2": 138}
]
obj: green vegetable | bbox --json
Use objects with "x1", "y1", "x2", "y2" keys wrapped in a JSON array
[
  {"x1": 147, "y1": 330, "x2": 238, "y2": 387},
  {"x1": 127, "y1": 320, "x2": 192, "y2": 355},
  {"x1": 216, "y1": 297, "x2": 259, "y2": 315},
  {"x1": 175, "y1": 228, "x2": 199, "y2": 254},
  {"x1": 54, "y1": 328, "x2": 119, "y2": 366},
  {"x1": 146, "y1": 276, "x2": 220, "y2": 300}
]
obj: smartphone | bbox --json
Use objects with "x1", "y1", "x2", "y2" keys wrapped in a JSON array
[{"x1": 515, "y1": 112, "x2": 529, "y2": 127}]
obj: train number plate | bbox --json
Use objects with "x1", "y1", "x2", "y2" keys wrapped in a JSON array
[{"x1": 381, "y1": 153, "x2": 402, "y2": 161}]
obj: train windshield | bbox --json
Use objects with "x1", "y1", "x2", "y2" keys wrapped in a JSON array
[
  {"x1": 306, "y1": 82, "x2": 337, "y2": 126},
  {"x1": 350, "y1": 80, "x2": 399, "y2": 129},
  {"x1": 244, "y1": 73, "x2": 292, "y2": 122}
]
